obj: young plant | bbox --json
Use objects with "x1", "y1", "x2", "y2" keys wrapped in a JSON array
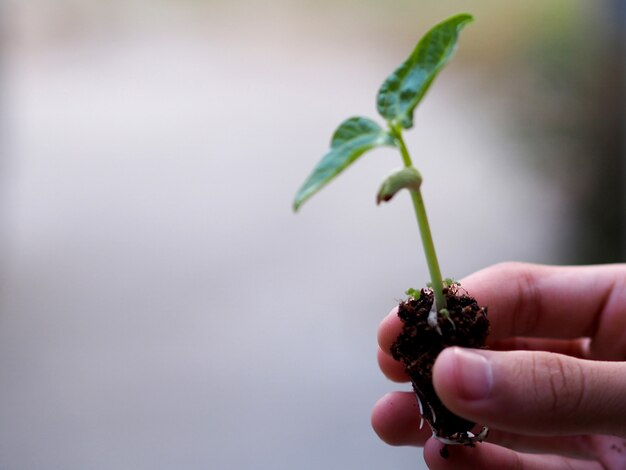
[
  {"x1": 293, "y1": 14, "x2": 470, "y2": 317},
  {"x1": 293, "y1": 14, "x2": 491, "y2": 447}
]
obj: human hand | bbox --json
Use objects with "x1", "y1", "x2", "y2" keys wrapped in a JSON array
[{"x1": 372, "y1": 262, "x2": 626, "y2": 469}]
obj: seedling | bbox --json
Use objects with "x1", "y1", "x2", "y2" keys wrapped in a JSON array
[
  {"x1": 293, "y1": 14, "x2": 490, "y2": 446},
  {"x1": 293, "y1": 13, "x2": 470, "y2": 316}
]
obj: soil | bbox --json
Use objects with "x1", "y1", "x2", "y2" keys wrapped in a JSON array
[{"x1": 391, "y1": 285, "x2": 490, "y2": 443}]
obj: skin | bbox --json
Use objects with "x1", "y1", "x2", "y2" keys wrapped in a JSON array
[{"x1": 372, "y1": 262, "x2": 626, "y2": 469}]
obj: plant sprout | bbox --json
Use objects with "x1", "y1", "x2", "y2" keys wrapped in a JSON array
[{"x1": 293, "y1": 13, "x2": 474, "y2": 326}]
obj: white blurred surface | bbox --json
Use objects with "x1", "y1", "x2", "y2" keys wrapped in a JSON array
[{"x1": 0, "y1": 3, "x2": 569, "y2": 469}]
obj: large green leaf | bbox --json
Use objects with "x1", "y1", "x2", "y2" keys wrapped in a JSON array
[
  {"x1": 293, "y1": 117, "x2": 396, "y2": 211},
  {"x1": 377, "y1": 13, "x2": 473, "y2": 129}
]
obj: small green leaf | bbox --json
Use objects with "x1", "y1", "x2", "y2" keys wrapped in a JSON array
[
  {"x1": 376, "y1": 167, "x2": 422, "y2": 205},
  {"x1": 293, "y1": 117, "x2": 396, "y2": 211},
  {"x1": 377, "y1": 13, "x2": 473, "y2": 129},
  {"x1": 405, "y1": 287, "x2": 421, "y2": 299}
]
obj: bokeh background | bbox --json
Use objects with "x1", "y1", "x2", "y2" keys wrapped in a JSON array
[{"x1": 1, "y1": 1, "x2": 624, "y2": 469}]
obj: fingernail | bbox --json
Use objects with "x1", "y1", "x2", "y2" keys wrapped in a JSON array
[{"x1": 452, "y1": 347, "x2": 493, "y2": 401}]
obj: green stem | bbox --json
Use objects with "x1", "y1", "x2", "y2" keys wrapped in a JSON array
[{"x1": 392, "y1": 126, "x2": 447, "y2": 311}]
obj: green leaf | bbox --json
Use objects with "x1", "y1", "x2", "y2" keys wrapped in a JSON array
[
  {"x1": 377, "y1": 13, "x2": 473, "y2": 129},
  {"x1": 376, "y1": 167, "x2": 422, "y2": 205},
  {"x1": 405, "y1": 287, "x2": 421, "y2": 299},
  {"x1": 293, "y1": 117, "x2": 396, "y2": 211}
]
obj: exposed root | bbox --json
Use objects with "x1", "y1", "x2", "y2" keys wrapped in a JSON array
[
  {"x1": 416, "y1": 396, "x2": 425, "y2": 430},
  {"x1": 432, "y1": 426, "x2": 489, "y2": 446}
]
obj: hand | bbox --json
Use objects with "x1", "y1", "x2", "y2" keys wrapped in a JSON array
[{"x1": 372, "y1": 262, "x2": 626, "y2": 469}]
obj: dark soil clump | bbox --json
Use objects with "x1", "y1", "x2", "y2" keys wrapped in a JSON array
[{"x1": 391, "y1": 286, "x2": 489, "y2": 442}]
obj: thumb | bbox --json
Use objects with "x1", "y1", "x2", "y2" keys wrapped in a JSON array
[{"x1": 433, "y1": 347, "x2": 626, "y2": 437}]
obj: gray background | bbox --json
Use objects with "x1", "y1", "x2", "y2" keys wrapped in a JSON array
[{"x1": 1, "y1": 1, "x2": 623, "y2": 469}]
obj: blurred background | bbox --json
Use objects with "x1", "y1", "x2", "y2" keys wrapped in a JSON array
[{"x1": 0, "y1": 1, "x2": 624, "y2": 469}]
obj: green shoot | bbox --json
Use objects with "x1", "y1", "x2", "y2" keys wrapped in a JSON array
[
  {"x1": 293, "y1": 14, "x2": 473, "y2": 315},
  {"x1": 444, "y1": 278, "x2": 461, "y2": 287},
  {"x1": 405, "y1": 288, "x2": 421, "y2": 300}
]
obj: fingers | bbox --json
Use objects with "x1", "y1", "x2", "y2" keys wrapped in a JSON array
[
  {"x1": 460, "y1": 263, "x2": 626, "y2": 358},
  {"x1": 489, "y1": 337, "x2": 591, "y2": 358},
  {"x1": 371, "y1": 392, "x2": 430, "y2": 446},
  {"x1": 377, "y1": 347, "x2": 408, "y2": 382},
  {"x1": 371, "y1": 391, "x2": 599, "y2": 458},
  {"x1": 423, "y1": 439, "x2": 604, "y2": 470},
  {"x1": 482, "y1": 429, "x2": 594, "y2": 459},
  {"x1": 377, "y1": 305, "x2": 401, "y2": 356},
  {"x1": 433, "y1": 347, "x2": 626, "y2": 437}
]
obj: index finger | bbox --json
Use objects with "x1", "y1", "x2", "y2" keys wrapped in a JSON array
[{"x1": 463, "y1": 262, "x2": 626, "y2": 344}]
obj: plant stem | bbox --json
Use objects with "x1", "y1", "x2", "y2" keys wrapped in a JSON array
[{"x1": 392, "y1": 126, "x2": 447, "y2": 311}]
